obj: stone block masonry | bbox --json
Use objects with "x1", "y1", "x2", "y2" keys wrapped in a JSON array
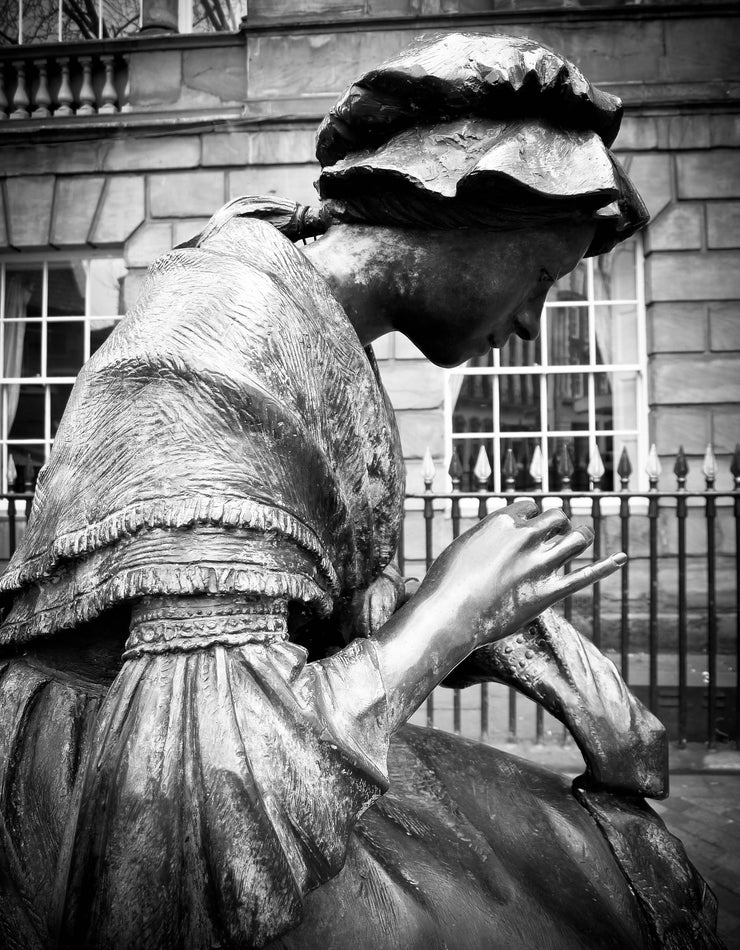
[{"x1": 633, "y1": 118, "x2": 740, "y2": 483}]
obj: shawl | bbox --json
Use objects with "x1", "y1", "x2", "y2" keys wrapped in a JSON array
[{"x1": 0, "y1": 217, "x2": 404, "y2": 644}]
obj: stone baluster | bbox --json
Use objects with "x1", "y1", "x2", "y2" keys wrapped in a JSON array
[
  {"x1": 77, "y1": 56, "x2": 96, "y2": 115},
  {"x1": 0, "y1": 68, "x2": 8, "y2": 120},
  {"x1": 10, "y1": 61, "x2": 30, "y2": 119},
  {"x1": 120, "y1": 61, "x2": 131, "y2": 113},
  {"x1": 32, "y1": 59, "x2": 52, "y2": 118},
  {"x1": 99, "y1": 54, "x2": 118, "y2": 113},
  {"x1": 55, "y1": 57, "x2": 75, "y2": 116}
]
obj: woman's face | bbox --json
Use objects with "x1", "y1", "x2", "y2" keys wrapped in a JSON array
[{"x1": 392, "y1": 221, "x2": 597, "y2": 367}]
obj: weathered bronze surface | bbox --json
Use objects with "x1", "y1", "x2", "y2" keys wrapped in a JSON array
[{"x1": 0, "y1": 31, "x2": 725, "y2": 950}]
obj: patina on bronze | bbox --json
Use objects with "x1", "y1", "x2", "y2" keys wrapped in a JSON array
[{"x1": 0, "y1": 32, "x2": 725, "y2": 950}]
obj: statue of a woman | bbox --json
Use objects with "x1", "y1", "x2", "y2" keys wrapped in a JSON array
[{"x1": 0, "y1": 33, "x2": 724, "y2": 950}]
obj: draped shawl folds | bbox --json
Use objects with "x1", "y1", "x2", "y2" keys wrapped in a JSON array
[{"x1": 0, "y1": 217, "x2": 404, "y2": 644}]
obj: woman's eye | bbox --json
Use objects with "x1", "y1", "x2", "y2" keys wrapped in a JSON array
[{"x1": 539, "y1": 268, "x2": 555, "y2": 284}]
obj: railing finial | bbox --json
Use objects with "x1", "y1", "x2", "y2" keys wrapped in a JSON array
[
  {"x1": 421, "y1": 446, "x2": 436, "y2": 490},
  {"x1": 529, "y1": 445, "x2": 544, "y2": 488},
  {"x1": 556, "y1": 440, "x2": 573, "y2": 492},
  {"x1": 587, "y1": 443, "x2": 605, "y2": 491},
  {"x1": 473, "y1": 445, "x2": 491, "y2": 489},
  {"x1": 702, "y1": 443, "x2": 717, "y2": 489},
  {"x1": 617, "y1": 445, "x2": 632, "y2": 490},
  {"x1": 731, "y1": 443, "x2": 740, "y2": 489},
  {"x1": 646, "y1": 443, "x2": 661, "y2": 489},
  {"x1": 448, "y1": 447, "x2": 463, "y2": 491},
  {"x1": 674, "y1": 445, "x2": 689, "y2": 490},
  {"x1": 502, "y1": 446, "x2": 517, "y2": 492}
]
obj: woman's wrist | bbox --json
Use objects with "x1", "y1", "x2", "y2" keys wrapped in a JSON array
[{"x1": 371, "y1": 586, "x2": 482, "y2": 732}]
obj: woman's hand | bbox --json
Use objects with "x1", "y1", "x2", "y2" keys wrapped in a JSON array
[
  {"x1": 373, "y1": 498, "x2": 626, "y2": 733},
  {"x1": 350, "y1": 564, "x2": 411, "y2": 638},
  {"x1": 418, "y1": 499, "x2": 624, "y2": 650}
]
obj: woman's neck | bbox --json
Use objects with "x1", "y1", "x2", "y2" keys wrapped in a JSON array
[{"x1": 301, "y1": 224, "x2": 410, "y2": 346}]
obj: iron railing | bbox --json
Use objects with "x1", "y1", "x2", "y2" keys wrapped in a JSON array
[
  {"x1": 1, "y1": 442, "x2": 738, "y2": 748},
  {"x1": 400, "y1": 442, "x2": 740, "y2": 749}
]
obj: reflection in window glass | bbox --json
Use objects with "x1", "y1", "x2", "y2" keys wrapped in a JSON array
[
  {"x1": 50, "y1": 384, "x2": 74, "y2": 435},
  {"x1": 447, "y1": 237, "x2": 645, "y2": 491},
  {"x1": 90, "y1": 319, "x2": 119, "y2": 356},
  {"x1": 8, "y1": 385, "x2": 45, "y2": 440},
  {"x1": 48, "y1": 261, "x2": 85, "y2": 316},
  {"x1": 0, "y1": 257, "x2": 126, "y2": 490},
  {"x1": 4, "y1": 266, "x2": 42, "y2": 318},
  {"x1": 47, "y1": 321, "x2": 85, "y2": 375}
]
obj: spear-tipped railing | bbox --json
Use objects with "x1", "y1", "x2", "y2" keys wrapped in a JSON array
[{"x1": 401, "y1": 441, "x2": 740, "y2": 749}]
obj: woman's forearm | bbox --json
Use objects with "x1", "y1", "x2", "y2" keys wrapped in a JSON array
[{"x1": 371, "y1": 586, "x2": 482, "y2": 734}]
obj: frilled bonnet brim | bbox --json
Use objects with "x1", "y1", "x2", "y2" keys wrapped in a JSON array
[{"x1": 316, "y1": 32, "x2": 648, "y2": 256}]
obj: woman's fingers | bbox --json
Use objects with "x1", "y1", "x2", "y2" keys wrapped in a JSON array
[
  {"x1": 549, "y1": 552, "x2": 627, "y2": 601},
  {"x1": 550, "y1": 523, "x2": 594, "y2": 559}
]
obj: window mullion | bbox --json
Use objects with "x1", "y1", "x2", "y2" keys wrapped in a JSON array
[
  {"x1": 587, "y1": 257, "x2": 597, "y2": 481},
  {"x1": 83, "y1": 260, "x2": 92, "y2": 363},
  {"x1": 492, "y1": 347, "x2": 501, "y2": 492},
  {"x1": 635, "y1": 235, "x2": 649, "y2": 491}
]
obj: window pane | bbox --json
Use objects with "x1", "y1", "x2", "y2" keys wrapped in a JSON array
[
  {"x1": 50, "y1": 384, "x2": 73, "y2": 435},
  {"x1": 452, "y1": 354, "x2": 494, "y2": 435},
  {"x1": 594, "y1": 305, "x2": 638, "y2": 365},
  {"x1": 4, "y1": 266, "x2": 43, "y2": 318},
  {"x1": 547, "y1": 373, "x2": 589, "y2": 431},
  {"x1": 48, "y1": 261, "x2": 85, "y2": 317},
  {"x1": 103, "y1": 0, "x2": 141, "y2": 37},
  {"x1": 597, "y1": 371, "x2": 639, "y2": 431},
  {"x1": 593, "y1": 240, "x2": 637, "y2": 301},
  {"x1": 499, "y1": 332, "x2": 541, "y2": 368},
  {"x1": 47, "y1": 321, "x2": 85, "y2": 375},
  {"x1": 7, "y1": 445, "x2": 44, "y2": 490},
  {"x1": 89, "y1": 258, "x2": 127, "y2": 316},
  {"x1": 22, "y1": 0, "x2": 59, "y2": 44},
  {"x1": 192, "y1": 0, "x2": 246, "y2": 32},
  {"x1": 499, "y1": 375, "x2": 541, "y2": 432},
  {"x1": 547, "y1": 307, "x2": 589, "y2": 366},
  {"x1": 550, "y1": 260, "x2": 588, "y2": 303},
  {"x1": 4, "y1": 321, "x2": 41, "y2": 378},
  {"x1": 8, "y1": 385, "x2": 45, "y2": 440},
  {"x1": 0, "y1": 4, "x2": 18, "y2": 45}
]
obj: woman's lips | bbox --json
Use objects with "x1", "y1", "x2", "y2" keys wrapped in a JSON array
[{"x1": 487, "y1": 332, "x2": 511, "y2": 350}]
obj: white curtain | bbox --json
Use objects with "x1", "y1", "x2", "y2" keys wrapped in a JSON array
[{"x1": 3, "y1": 277, "x2": 30, "y2": 489}]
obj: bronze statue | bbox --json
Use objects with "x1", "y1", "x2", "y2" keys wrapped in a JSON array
[{"x1": 0, "y1": 33, "x2": 725, "y2": 950}]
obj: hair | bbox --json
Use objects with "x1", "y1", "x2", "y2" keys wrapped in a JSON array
[{"x1": 180, "y1": 181, "x2": 623, "y2": 246}]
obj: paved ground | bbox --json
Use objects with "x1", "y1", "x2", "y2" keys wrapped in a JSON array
[{"x1": 653, "y1": 773, "x2": 740, "y2": 949}]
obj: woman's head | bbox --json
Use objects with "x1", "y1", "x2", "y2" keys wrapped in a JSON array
[{"x1": 190, "y1": 32, "x2": 647, "y2": 366}]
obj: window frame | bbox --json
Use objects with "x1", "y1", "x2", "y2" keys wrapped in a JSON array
[
  {"x1": 0, "y1": 249, "x2": 126, "y2": 492},
  {"x1": 444, "y1": 235, "x2": 649, "y2": 494}
]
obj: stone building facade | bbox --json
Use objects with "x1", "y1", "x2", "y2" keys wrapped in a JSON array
[{"x1": 0, "y1": 2, "x2": 738, "y2": 726}]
